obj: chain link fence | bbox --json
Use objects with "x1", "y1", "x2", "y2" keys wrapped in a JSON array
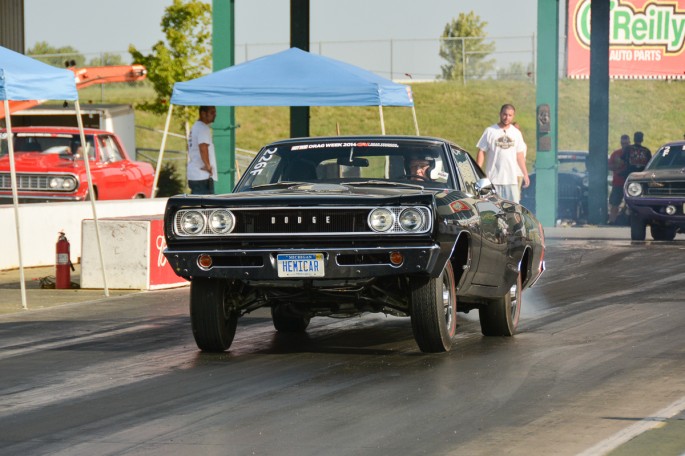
[{"x1": 28, "y1": 34, "x2": 537, "y2": 83}]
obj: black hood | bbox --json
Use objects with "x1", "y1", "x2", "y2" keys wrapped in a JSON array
[{"x1": 167, "y1": 183, "x2": 439, "y2": 210}]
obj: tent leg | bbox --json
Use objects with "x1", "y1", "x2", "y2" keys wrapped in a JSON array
[
  {"x1": 4, "y1": 100, "x2": 28, "y2": 310},
  {"x1": 411, "y1": 106, "x2": 420, "y2": 136},
  {"x1": 75, "y1": 101, "x2": 109, "y2": 297},
  {"x1": 379, "y1": 105, "x2": 386, "y2": 135},
  {"x1": 152, "y1": 104, "x2": 175, "y2": 198}
]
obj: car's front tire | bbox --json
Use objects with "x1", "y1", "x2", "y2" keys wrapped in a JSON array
[
  {"x1": 410, "y1": 262, "x2": 457, "y2": 353},
  {"x1": 479, "y1": 269, "x2": 522, "y2": 337},
  {"x1": 651, "y1": 225, "x2": 677, "y2": 241},
  {"x1": 190, "y1": 278, "x2": 238, "y2": 352},
  {"x1": 630, "y1": 213, "x2": 647, "y2": 241}
]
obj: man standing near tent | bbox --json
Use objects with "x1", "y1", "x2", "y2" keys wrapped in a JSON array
[{"x1": 187, "y1": 106, "x2": 217, "y2": 194}]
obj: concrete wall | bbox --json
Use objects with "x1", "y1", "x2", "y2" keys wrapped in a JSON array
[{"x1": 1, "y1": 198, "x2": 168, "y2": 271}]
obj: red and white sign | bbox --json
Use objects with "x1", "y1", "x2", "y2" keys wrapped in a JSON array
[
  {"x1": 148, "y1": 218, "x2": 188, "y2": 289},
  {"x1": 567, "y1": 0, "x2": 685, "y2": 79}
]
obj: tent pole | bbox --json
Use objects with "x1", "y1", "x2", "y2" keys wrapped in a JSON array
[
  {"x1": 75, "y1": 101, "x2": 109, "y2": 297},
  {"x1": 411, "y1": 106, "x2": 420, "y2": 136},
  {"x1": 152, "y1": 104, "x2": 174, "y2": 198},
  {"x1": 379, "y1": 105, "x2": 386, "y2": 135},
  {"x1": 4, "y1": 100, "x2": 28, "y2": 310}
]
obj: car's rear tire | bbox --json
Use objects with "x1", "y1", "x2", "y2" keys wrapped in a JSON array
[
  {"x1": 271, "y1": 304, "x2": 310, "y2": 332},
  {"x1": 479, "y1": 269, "x2": 522, "y2": 337},
  {"x1": 190, "y1": 278, "x2": 238, "y2": 352},
  {"x1": 651, "y1": 225, "x2": 677, "y2": 241},
  {"x1": 630, "y1": 213, "x2": 647, "y2": 241},
  {"x1": 410, "y1": 261, "x2": 457, "y2": 353}
]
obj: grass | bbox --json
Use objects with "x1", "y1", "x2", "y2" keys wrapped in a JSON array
[{"x1": 75, "y1": 78, "x2": 685, "y2": 173}]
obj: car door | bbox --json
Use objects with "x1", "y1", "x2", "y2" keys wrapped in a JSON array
[
  {"x1": 451, "y1": 147, "x2": 509, "y2": 287},
  {"x1": 94, "y1": 135, "x2": 133, "y2": 199}
]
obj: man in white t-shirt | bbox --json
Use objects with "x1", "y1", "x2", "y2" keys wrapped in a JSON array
[
  {"x1": 187, "y1": 106, "x2": 217, "y2": 194},
  {"x1": 476, "y1": 104, "x2": 529, "y2": 203}
]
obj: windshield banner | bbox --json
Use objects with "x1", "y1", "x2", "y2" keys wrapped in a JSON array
[{"x1": 568, "y1": 0, "x2": 685, "y2": 79}]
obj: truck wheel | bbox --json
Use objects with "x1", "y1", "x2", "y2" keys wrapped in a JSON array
[
  {"x1": 480, "y1": 269, "x2": 522, "y2": 337},
  {"x1": 630, "y1": 214, "x2": 647, "y2": 241},
  {"x1": 650, "y1": 225, "x2": 676, "y2": 241},
  {"x1": 190, "y1": 278, "x2": 238, "y2": 352},
  {"x1": 410, "y1": 261, "x2": 457, "y2": 353},
  {"x1": 271, "y1": 304, "x2": 310, "y2": 332}
]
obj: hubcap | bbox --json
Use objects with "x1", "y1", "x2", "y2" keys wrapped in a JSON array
[
  {"x1": 442, "y1": 278, "x2": 454, "y2": 330},
  {"x1": 509, "y1": 276, "x2": 521, "y2": 321}
]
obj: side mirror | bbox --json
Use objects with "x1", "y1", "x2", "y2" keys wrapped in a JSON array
[{"x1": 475, "y1": 178, "x2": 495, "y2": 197}]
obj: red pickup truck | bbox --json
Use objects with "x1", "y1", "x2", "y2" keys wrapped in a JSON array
[{"x1": 0, "y1": 126, "x2": 155, "y2": 203}]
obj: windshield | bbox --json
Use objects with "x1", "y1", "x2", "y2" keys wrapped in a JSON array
[
  {"x1": 235, "y1": 139, "x2": 454, "y2": 192},
  {"x1": 0, "y1": 132, "x2": 96, "y2": 159},
  {"x1": 647, "y1": 144, "x2": 685, "y2": 170},
  {"x1": 557, "y1": 152, "x2": 588, "y2": 174}
]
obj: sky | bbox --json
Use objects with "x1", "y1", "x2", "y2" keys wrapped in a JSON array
[{"x1": 24, "y1": 0, "x2": 546, "y2": 79}]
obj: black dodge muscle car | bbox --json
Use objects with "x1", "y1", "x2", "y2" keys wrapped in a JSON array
[{"x1": 163, "y1": 136, "x2": 546, "y2": 353}]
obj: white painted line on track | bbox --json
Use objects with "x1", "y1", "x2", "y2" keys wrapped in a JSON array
[{"x1": 576, "y1": 395, "x2": 685, "y2": 456}]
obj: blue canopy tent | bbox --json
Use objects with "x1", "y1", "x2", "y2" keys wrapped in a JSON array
[
  {"x1": 1, "y1": 45, "x2": 110, "y2": 307},
  {"x1": 152, "y1": 48, "x2": 419, "y2": 194}
]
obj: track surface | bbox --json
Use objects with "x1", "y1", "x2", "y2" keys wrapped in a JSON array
[{"x1": 1, "y1": 239, "x2": 684, "y2": 455}]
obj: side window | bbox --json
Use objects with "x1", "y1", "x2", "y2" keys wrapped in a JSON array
[
  {"x1": 99, "y1": 136, "x2": 123, "y2": 163},
  {"x1": 451, "y1": 147, "x2": 479, "y2": 195},
  {"x1": 240, "y1": 147, "x2": 282, "y2": 189}
]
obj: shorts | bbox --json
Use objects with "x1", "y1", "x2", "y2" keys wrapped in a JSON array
[
  {"x1": 495, "y1": 184, "x2": 520, "y2": 203},
  {"x1": 609, "y1": 185, "x2": 623, "y2": 206},
  {"x1": 188, "y1": 178, "x2": 215, "y2": 195}
]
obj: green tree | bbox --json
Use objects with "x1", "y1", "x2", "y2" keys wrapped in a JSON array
[
  {"x1": 27, "y1": 41, "x2": 85, "y2": 68},
  {"x1": 439, "y1": 12, "x2": 495, "y2": 81},
  {"x1": 129, "y1": 0, "x2": 212, "y2": 126}
]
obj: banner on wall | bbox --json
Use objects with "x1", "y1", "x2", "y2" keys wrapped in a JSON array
[{"x1": 568, "y1": 0, "x2": 685, "y2": 79}]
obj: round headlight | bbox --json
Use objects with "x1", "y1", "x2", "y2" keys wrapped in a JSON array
[
  {"x1": 399, "y1": 208, "x2": 424, "y2": 232},
  {"x1": 180, "y1": 211, "x2": 205, "y2": 235},
  {"x1": 208, "y1": 210, "x2": 235, "y2": 234},
  {"x1": 626, "y1": 182, "x2": 643, "y2": 197},
  {"x1": 48, "y1": 177, "x2": 60, "y2": 189},
  {"x1": 62, "y1": 177, "x2": 77, "y2": 191},
  {"x1": 368, "y1": 208, "x2": 395, "y2": 232}
]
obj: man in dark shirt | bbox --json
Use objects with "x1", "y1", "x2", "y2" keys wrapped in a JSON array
[{"x1": 621, "y1": 131, "x2": 652, "y2": 178}]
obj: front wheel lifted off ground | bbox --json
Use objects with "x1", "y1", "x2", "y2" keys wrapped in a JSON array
[
  {"x1": 190, "y1": 278, "x2": 238, "y2": 352},
  {"x1": 410, "y1": 261, "x2": 457, "y2": 353},
  {"x1": 480, "y1": 269, "x2": 522, "y2": 337}
]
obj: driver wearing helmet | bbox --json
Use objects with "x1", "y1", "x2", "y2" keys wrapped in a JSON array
[{"x1": 406, "y1": 154, "x2": 434, "y2": 181}]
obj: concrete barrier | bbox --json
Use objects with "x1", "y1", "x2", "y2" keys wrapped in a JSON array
[
  {"x1": 1, "y1": 198, "x2": 169, "y2": 271},
  {"x1": 81, "y1": 216, "x2": 188, "y2": 290}
]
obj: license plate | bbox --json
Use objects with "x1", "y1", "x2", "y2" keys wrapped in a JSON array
[{"x1": 277, "y1": 253, "x2": 325, "y2": 278}]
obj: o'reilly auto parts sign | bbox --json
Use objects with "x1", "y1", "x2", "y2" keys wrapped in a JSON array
[{"x1": 568, "y1": 0, "x2": 685, "y2": 79}]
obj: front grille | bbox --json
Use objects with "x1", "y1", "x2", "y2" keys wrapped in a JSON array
[
  {"x1": 0, "y1": 173, "x2": 51, "y2": 190},
  {"x1": 174, "y1": 206, "x2": 433, "y2": 237},
  {"x1": 237, "y1": 208, "x2": 369, "y2": 233},
  {"x1": 558, "y1": 175, "x2": 581, "y2": 201},
  {"x1": 645, "y1": 181, "x2": 685, "y2": 197},
  {"x1": 0, "y1": 173, "x2": 75, "y2": 192}
]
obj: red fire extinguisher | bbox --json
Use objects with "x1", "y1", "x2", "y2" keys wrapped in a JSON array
[{"x1": 56, "y1": 231, "x2": 74, "y2": 289}]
